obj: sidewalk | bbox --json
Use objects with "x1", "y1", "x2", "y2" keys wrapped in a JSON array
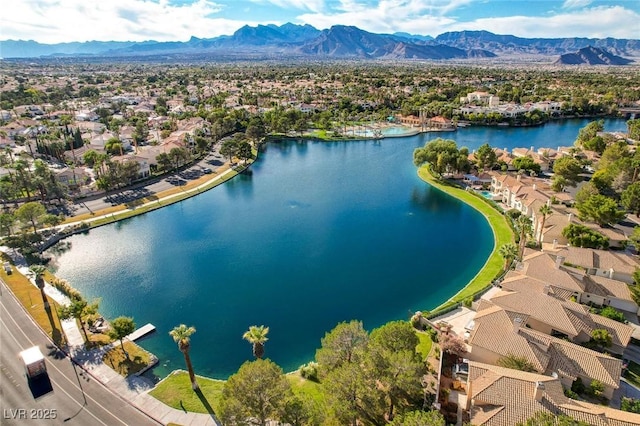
[
  {"x1": 64, "y1": 167, "x2": 235, "y2": 229},
  {"x1": 11, "y1": 265, "x2": 219, "y2": 426}
]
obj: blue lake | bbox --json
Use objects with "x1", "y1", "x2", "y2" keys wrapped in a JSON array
[{"x1": 49, "y1": 118, "x2": 627, "y2": 379}]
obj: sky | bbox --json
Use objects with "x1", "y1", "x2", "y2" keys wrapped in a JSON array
[{"x1": 1, "y1": 0, "x2": 639, "y2": 44}]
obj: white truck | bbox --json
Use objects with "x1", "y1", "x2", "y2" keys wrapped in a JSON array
[{"x1": 19, "y1": 346, "x2": 47, "y2": 379}]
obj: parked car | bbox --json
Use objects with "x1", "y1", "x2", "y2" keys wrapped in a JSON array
[{"x1": 3, "y1": 262, "x2": 11, "y2": 274}]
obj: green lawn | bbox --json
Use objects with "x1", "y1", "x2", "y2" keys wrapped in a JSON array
[
  {"x1": 416, "y1": 330, "x2": 433, "y2": 361},
  {"x1": 287, "y1": 371, "x2": 326, "y2": 402},
  {"x1": 148, "y1": 370, "x2": 225, "y2": 415},
  {"x1": 417, "y1": 167, "x2": 515, "y2": 312},
  {"x1": 150, "y1": 369, "x2": 327, "y2": 415},
  {"x1": 102, "y1": 341, "x2": 154, "y2": 377}
]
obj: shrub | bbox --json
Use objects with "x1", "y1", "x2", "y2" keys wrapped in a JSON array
[
  {"x1": 507, "y1": 209, "x2": 522, "y2": 219},
  {"x1": 571, "y1": 378, "x2": 586, "y2": 394},
  {"x1": 50, "y1": 277, "x2": 83, "y2": 302},
  {"x1": 562, "y1": 224, "x2": 609, "y2": 249},
  {"x1": 599, "y1": 306, "x2": 626, "y2": 323},
  {"x1": 299, "y1": 362, "x2": 318, "y2": 382},
  {"x1": 564, "y1": 388, "x2": 580, "y2": 399},
  {"x1": 587, "y1": 379, "x2": 604, "y2": 397},
  {"x1": 621, "y1": 397, "x2": 640, "y2": 414}
]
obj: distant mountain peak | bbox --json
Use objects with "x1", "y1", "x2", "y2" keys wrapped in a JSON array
[{"x1": 555, "y1": 46, "x2": 634, "y2": 65}]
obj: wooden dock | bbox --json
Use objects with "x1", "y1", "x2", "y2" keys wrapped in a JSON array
[{"x1": 126, "y1": 323, "x2": 156, "y2": 341}]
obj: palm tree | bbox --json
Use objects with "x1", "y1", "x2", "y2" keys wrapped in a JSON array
[
  {"x1": 29, "y1": 265, "x2": 49, "y2": 310},
  {"x1": 498, "y1": 243, "x2": 518, "y2": 271},
  {"x1": 516, "y1": 215, "x2": 533, "y2": 260},
  {"x1": 243, "y1": 325, "x2": 269, "y2": 359},
  {"x1": 169, "y1": 324, "x2": 199, "y2": 390},
  {"x1": 538, "y1": 204, "x2": 553, "y2": 245}
]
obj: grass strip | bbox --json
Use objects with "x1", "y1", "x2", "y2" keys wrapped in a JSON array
[
  {"x1": 417, "y1": 167, "x2": 514, "y2": 311},
  {"x1": 63, "y1": 165, "x2": 240, "y2": 230},
  {"x1": 416, "y1": 330, "x2": 433, "y2": 361},
  {"x1": 102, "y1": 341, "x2": 154, "y2": 377},
  {"x1": 0, "y1": 262, "x2": 65, "y2": 346},
  {"x1": 149, "y1": 370, "x2": 224, "y2": 414}
]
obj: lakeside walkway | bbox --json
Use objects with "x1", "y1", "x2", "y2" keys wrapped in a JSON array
[{"x1": 43, "y1": 276, "x2": 219, "y2": 425}]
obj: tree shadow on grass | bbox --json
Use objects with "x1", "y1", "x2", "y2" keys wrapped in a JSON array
[{"x1": 195, "y1": 387, "x2": 217, "y2": 417}]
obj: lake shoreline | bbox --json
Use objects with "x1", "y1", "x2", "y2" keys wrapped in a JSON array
[{"x1": 416, "y1": 167, "x2": 515, "y2": 314}]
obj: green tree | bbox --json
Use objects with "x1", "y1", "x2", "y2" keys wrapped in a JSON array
[
  {"x1": 169, "y1": 324, "x2": 199, "y2": 390},
  {"x1": 413, "y1": 138, "x2": 461, "y2": 176},
  {"x1": 512, "y1": 156, "x2": 541, "y2": 174},
  {"x1": 590, "y1": 329, "x2": 612, "y2": 350},
  {"x1": 562, "y1": 224, "x2": 609, "y2": 249},
  {"x1": 553, "y1": 156, "x2": 583, "y2": 186},
  {"x1": 389, "y1": 410, "x2": 445, "y2": 426},
  {"x1": 58, "y1": 298, "x2": 99, "y2": 343},
  {"x1": 109, "y1": 316, "x2": 135, "y2": 359},
  {"x1": 220, "y1": 138, "x2": 238, "y2": 162},
  {"x1": 599, "y1": 306, "x2": 626, "y2": 323},
  {"x1": 576, "y1": 194, "x2": 625, "y2": 227},
  {"x1": 236, "y1": 139, "x2": 253, "y2": 165},
  {"x1": 0, "y1": 212, "x2": 15, "y2": 236},
  {"x1": 104, "y1": 137, "x2": 123, "y2": 155},
  {"x1": 155, "y1": 152, "x2": 173, "y2": 172},
  {"x1": 518, "y1": 411, "x2": 589, "y2": 426},
  {"x1": 316, "y1": 320, "x2": 368, "y2": 374},
  {"x1": 498, "y1": 243, "x2": 519, "y2": 271},
  {"x1": 575, "y1": 120, "x2": 604, "y2": 147},
  {"x1": 551, "y1": 175, "x2": 568, "y2": 192},
  {"x1": 497, "y1": 354, "x2": 538, "y2": 372},
  {"x1": 516, "y1": 215, "x2": 533, "y2": 260},
  {"x1": 538, "y1": 204, "x2": 553, "y2": 244},
  {"x1": 15, "y1": 201, "x2": 46, "y2": 232},
  {"x1": 29, "y1": 264, "x2": 49, "y2": 310},
  {"x1": 242, "y1": 325, "x2": 269, "y2": 359},
  {"x1": 622, "y1": 182, "x2": 640, "y2": 217},
  {"x1": 219, "y1": 359, "x2": 291, "y2": 426},
  {"x1": 621, "y1": 397, "x2": 640, "y2": 414},
  {"x1": 368, "y1": 321, "x2": 425, "y2": 421},
  {"x1": 475, "y1": 143, "x2": 497, "y2": 170},
  {"x1": 628, "y1": 119, "x2": 640, "y2": 141},
  {"x1": 323, "y1": 362, "x2": 379, "y2": 426}
]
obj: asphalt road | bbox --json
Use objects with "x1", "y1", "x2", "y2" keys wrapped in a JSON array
[
  {"x1": 0, "y1": 280, "x2": 161, "y2": 426},
  {"x1": 71, "y1": 147, "x2": 227, "y2": 217}
]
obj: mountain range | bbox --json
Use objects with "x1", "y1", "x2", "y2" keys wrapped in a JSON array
[{"x1": 1, "y1": 24, "x2": 638, "y2": 63}]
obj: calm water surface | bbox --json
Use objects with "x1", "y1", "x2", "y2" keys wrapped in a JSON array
[{"x1": 49, "y1": 118, "x2": 626, "y2": 379}]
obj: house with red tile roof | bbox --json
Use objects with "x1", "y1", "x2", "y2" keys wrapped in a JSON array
[{"x1": 467, "y1": 361, "x2": 640, "y2": 426}]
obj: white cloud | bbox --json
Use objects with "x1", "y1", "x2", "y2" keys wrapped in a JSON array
[
  {"x1": 298, "y1": 0, "x2": 460, "y2": 35},
  {"x1": 248, "y1": 0, "x2": 326, "y2": 13},
  {"x1": 2, "y1": 0, "x2": 257, "y2": 43},
  {"x1": 562, "y1": 0, "x2": 593, "y2": 9},
  {"x1": 446, "y1": 5, "x2": 640, "y2": 39},
  {"x1": 297, "y1": 3, "x2": 639, "y2": 39}
]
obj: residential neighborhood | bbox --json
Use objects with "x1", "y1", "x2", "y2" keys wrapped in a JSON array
[{"x1": 1, "y1": 58, "x2": 640, "y2": 425}]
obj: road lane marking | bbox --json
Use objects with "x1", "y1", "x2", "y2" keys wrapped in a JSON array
[{"x1": 0, "y1": 300, "x2": 128, "y2": 425}]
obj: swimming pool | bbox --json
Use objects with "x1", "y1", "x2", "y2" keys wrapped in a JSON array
[{"x1": 479, "y1": 190, "x2": 497, "y2": 200}]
